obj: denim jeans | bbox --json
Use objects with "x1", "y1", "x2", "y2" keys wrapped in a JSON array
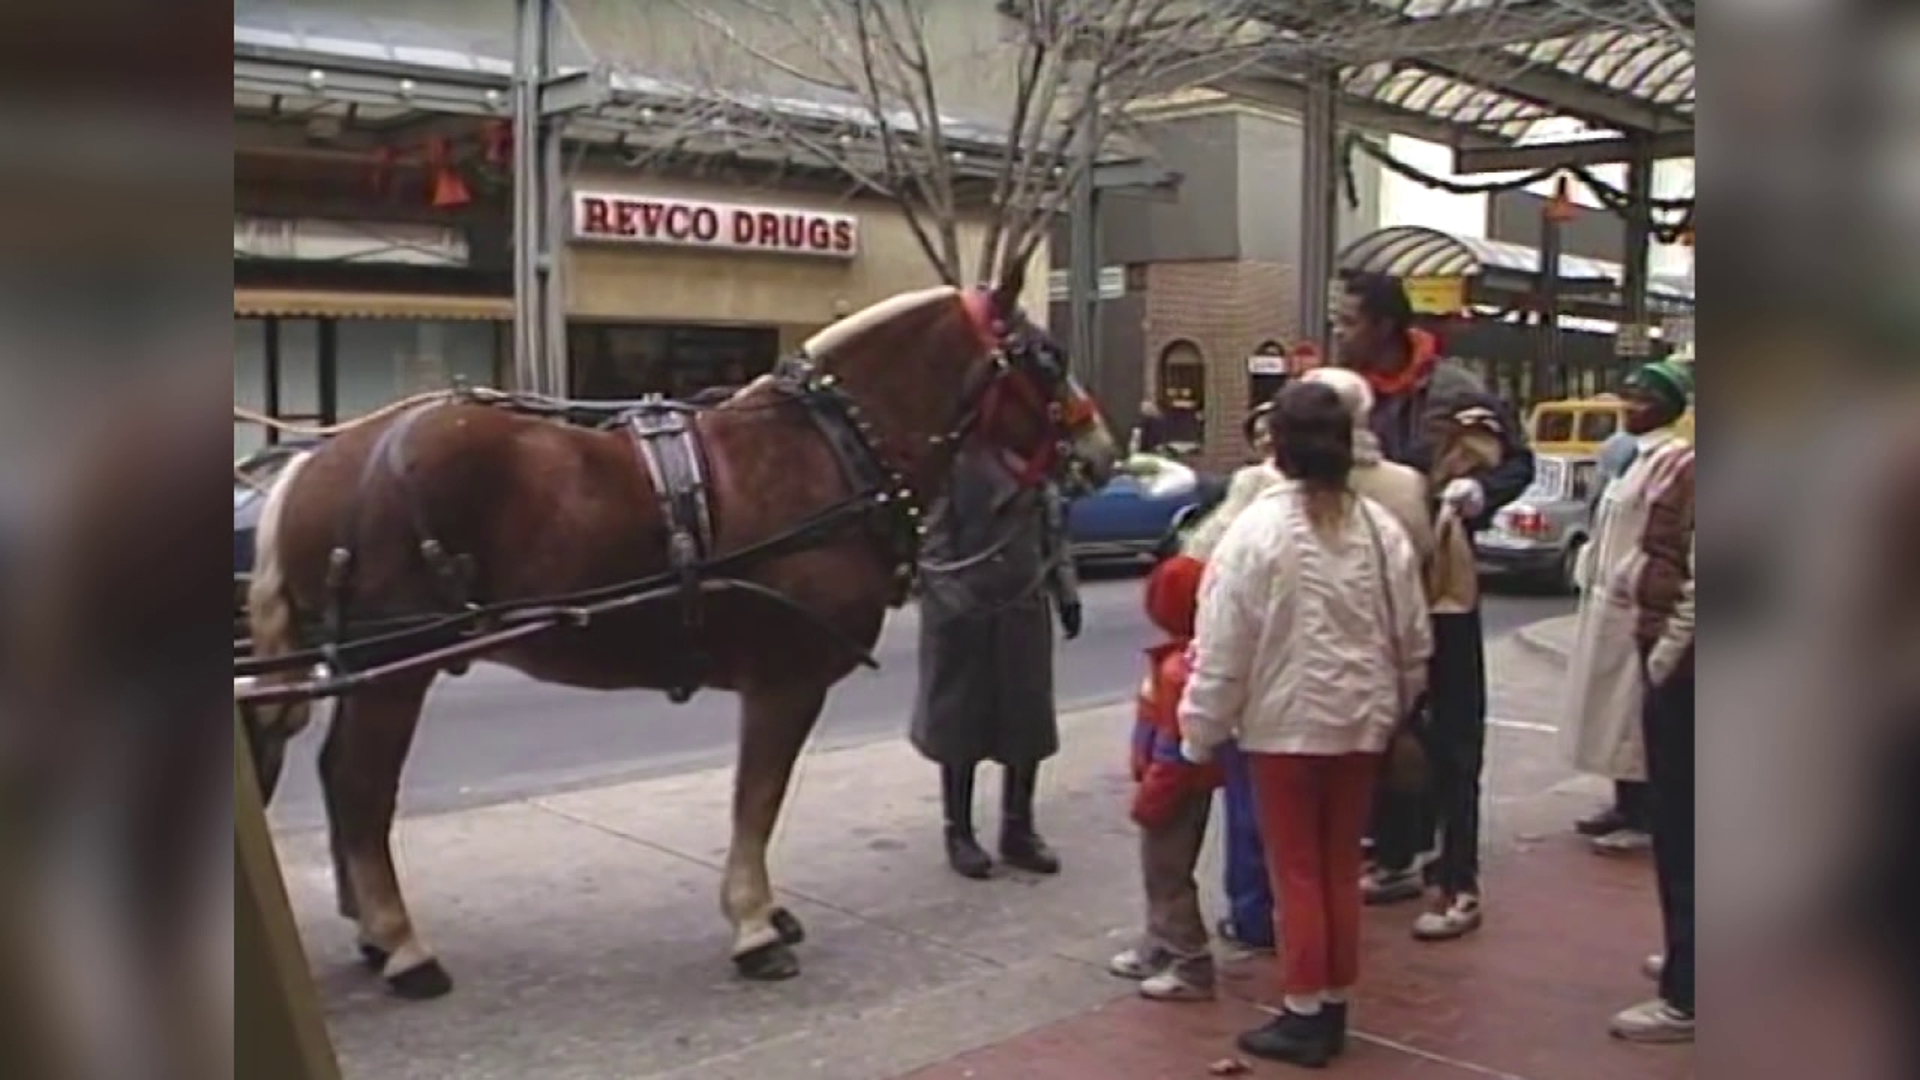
[{"x1": 1219, "y1": 742, "x2": 1275, "y2": 947}]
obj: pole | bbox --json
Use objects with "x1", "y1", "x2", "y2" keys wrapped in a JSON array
[
  {"x1": 512, "y1": 0, "x2": 568, "y2": 396},
  {"x1": 1536, "y1": 201, "x2": 1564, "y2": 404},
  {"x1": 1297, "y1": 64, "x2": 1339, "y2": 353},
  {"x1": 1619, "y1": 138, "x2": 1654, "y2": 372}
]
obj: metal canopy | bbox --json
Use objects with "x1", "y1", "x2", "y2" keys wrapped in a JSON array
[
  {"x1": 1232, "y1": 0, "x2": 1694, "y2": 172},
  {"x1": 233, "y1": 3, "x2": 1164, "y2": 185},
  {"x1": 1337, "y1": 224, "x2": 1694, "y2": 310}
]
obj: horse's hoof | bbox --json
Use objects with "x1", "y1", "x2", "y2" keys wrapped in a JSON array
[
  {"x1": 386, "y1": 959, "x2": 455, "y2": 1000},
  {"x1": 733, "y1": 942, "x2": 800, "y2": 981},
  {"x1": 357, "y1": 943, "x2": 389, "y2": 971},
  {"x1": 771, "y1": 906, "x2": 806, "y2": 946}
]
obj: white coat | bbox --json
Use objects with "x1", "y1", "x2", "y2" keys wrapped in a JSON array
[
  {"x1": 1561, "y1": 428, "x2": 1690, "y2": 780},
  {"x1": 1178, "y1": 483, "x2": 1433, "y2": 759}
]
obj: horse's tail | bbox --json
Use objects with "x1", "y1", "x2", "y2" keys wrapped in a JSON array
[{"x1": 242, "y1": 449, "x2": 318, "y2": 747}]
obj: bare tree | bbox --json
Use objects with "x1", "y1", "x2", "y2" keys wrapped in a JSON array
[{"x1": 638, "y1": 0, "x2": 1279, "y2": 287}]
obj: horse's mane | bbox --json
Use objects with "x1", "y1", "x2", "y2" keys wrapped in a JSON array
[{"x1": 803, "y1": 285, "x2": 959, "y2": 357}]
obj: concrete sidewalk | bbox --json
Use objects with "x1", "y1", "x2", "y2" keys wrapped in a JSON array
[{"x1": 278, "y1": 616, "x2": 1667, "y2": 1080}]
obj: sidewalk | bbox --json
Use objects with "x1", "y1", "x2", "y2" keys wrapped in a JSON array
[{"x1": 275, "y1": 615, "x2": 1691, "y2": 1080}]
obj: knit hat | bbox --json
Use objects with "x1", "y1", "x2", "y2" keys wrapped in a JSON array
[{"x1": 1624, "y1": 359, "x2": 1694, "y2": 413}]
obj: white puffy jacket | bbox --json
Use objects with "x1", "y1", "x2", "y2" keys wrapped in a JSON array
[{"x1": 1177, "y1": 482, "x2": 1434, "y2": 759}]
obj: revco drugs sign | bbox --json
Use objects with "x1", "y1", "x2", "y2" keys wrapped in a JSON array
[{"x1": 572, "y1": 192, "x2": 858, "y2": 259}]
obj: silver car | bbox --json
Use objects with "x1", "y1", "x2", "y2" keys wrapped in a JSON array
[{"x1": 1473, "y1": 453, "x2": 1601, "y2": 593}]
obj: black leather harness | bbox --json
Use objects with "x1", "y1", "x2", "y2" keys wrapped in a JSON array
[{"x1": 622, "y1": 398, "x2": 718, "y2": 702}]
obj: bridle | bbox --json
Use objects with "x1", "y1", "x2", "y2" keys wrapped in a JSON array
[{"x1": 943, "y1": 286, "x2": 1096, "y2": 489}]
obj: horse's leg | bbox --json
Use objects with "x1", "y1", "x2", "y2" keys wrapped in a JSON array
[
  {"x1": 316, "y1": 703, "x2": 359, "y2": 926},
  {"x1": 723, "y1": 680, "x2": 827, "y2": 981},
  {"x1": 322, "y1": 672, "x2": 450, "y2": 999}
]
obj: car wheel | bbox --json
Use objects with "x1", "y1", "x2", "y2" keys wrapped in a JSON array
[{"x1": 1556, "y1": 538, "x2": 1587, "y2": 595}]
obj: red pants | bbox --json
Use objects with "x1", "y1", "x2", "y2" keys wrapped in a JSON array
[{"x1": 1248, "y1": 752, "x2": 1380, "y2": 996}]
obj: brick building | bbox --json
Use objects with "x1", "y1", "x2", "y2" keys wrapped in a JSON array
[{"x1": 1052, "y1": 93, "x2": 1383, "y2": 470}]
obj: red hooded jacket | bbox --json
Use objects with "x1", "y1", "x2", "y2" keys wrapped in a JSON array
[{"x1": 1129, "y1": 554, "x2": 1223, "y2": 828}]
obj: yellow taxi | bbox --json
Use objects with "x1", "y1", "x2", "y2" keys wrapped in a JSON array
[{"x1": 1528, "y1": 395, "x2": 1694, "y2": 456}]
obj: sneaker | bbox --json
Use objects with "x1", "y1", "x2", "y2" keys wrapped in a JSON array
[
  {"x1": 1412, "y1": 893, "x2": 1484, "y2": 941},
  {"x1": 1362, "y1": 866, "x2": 1424, "y2": 906},
  {"x1": 1237, "y1": 1010, "x2": 1335, "y2": 1068},
  {"x1": 1106, "y1": 945, "x2": 1170, "y2": 981},
  {"x1": 1609, "y1": 998, "x2": 1694, "y2": 1043},
  {"x1": 1574, "y1": 806, "x2": 1629, "y2": 837},
  {"x1": 1642, "y1": 953, "x2": 1665, "y2": 981},
  {"x1": 1591, "y1": 828, "x2": 1653, "y2": 855},
  {"x1": 1139, "y1": 967, "x2": 1215, "y2": 1002}
]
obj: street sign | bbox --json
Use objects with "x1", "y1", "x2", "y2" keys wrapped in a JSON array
[{"x1": 1403, "y1": 275, "x2": 1466, "y2": 315}]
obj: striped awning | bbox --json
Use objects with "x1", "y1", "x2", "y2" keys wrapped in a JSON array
[{"x1": 233, "y1": 289, "x2": 511, "y2": 321}]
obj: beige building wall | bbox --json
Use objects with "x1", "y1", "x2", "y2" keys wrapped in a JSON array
[{"x1": 565, "y1": 169, "x2": 1050, "y2": 334}]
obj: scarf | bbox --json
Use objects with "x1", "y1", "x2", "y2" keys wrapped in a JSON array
[{"x1": 1362, "y1": 328, "x2": 1441, "y2": 399}]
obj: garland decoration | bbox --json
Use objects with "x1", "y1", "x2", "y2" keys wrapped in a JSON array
[{"x1": 1341, "y1": 133, "x2": 1695, "y2": 245}]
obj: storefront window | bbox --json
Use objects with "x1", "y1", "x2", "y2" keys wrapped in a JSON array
[
  {"x1": 571, "y1": 322, "x2": 778, "y2": 400},
  {"x1": 235, "y1": 318, "x2": 268, "y2": 458},
  {"x1": 336, "y1": 319, "x2": 500, "y2": 419}
]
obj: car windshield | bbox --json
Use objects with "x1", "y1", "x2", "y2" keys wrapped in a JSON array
[{"x1": 1520, "y1": 457, "x2": 1567, "y2": 501}]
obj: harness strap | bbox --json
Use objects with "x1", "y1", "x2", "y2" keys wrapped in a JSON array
[{"x1": 624, "y1": 399, "x2": 718, "y2": 703}]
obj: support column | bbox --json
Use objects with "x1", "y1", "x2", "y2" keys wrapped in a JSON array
[
  {"x1": 512, "y1": 0, "x2": 563, "y2": 396},
  {"x1": 1297, "y1": 65, "x2": 1339, "y2": 352},
  {"x1": 1618, "y1": 138, "x2": 1655, "y2": 371}
]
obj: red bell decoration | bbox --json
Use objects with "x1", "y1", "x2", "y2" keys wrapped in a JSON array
[
  {"x1": 482, "y1": 119, "x2": 512, "y2": 166},
  {"x1": 1544, "y1": 174, "x2": 1577, "y2": 224},
  {"x1": 424, "y1": 136, "x2": 471, "y2": 208}
]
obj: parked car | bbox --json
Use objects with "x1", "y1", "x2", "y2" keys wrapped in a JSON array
[
  {"x1": 1065, "y1": 453, "x2": 1225, "y2": 566},
  {"x1": 235, "y1": 440, "x2": 316, "y2": 629},
  {"x1": 1472, "y1": 452, "x2": 1600, "y2": 593}
]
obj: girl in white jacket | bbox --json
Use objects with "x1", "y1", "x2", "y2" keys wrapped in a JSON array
[{"x1": 1178, "y1": 381, "x2": 1433, "y2": 1067}]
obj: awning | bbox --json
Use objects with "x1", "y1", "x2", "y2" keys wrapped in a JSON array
[{"x1": 233, "y1": 288, "x2": 511, "y2": 321}]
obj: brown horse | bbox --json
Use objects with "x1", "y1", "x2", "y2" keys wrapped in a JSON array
[{"x1": 242, "y1": 277, "x2": 1118, "y2": 998}]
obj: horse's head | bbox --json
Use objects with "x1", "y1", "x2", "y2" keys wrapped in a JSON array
[
  {"x1": 802, "y1": 272, "x2": 1119, "y2": 496},
  {"x1": 953, "y1": 270, "x2": 1119, "y2": 495}
]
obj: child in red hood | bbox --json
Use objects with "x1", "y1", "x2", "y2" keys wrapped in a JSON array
[{"x1": 1107, "y1": 552, "x2": 1224, "y2": 1001}]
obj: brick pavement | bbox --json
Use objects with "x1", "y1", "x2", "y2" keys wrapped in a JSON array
[{"x1": 901, "y1": 835, "x2": 1692, "y2": 1080}]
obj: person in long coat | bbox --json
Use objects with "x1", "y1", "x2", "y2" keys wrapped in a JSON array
[
  {"x1": 912, "y1": 445, "x2": 1081, "y2": 879},
  {"x1": 1561, "y1": 360, "x2": 1694, "y2": 854}
]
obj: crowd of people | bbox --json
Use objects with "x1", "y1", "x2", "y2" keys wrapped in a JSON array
[{"x1": 908, "y1": 272, "x2": 1696, "y2": 1068}]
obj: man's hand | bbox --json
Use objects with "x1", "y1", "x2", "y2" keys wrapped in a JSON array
[
  {"x1": 1440, "y1": 478, "x2": 1486, "y2": 520},
  {"x1": 1058, "y1": 600, "x2": 1083, "y2": 640},
  {"x1": 1178, "y1": 737, "x2": 1214, "y2": 766}
]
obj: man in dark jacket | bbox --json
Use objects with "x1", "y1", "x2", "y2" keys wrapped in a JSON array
[
  {"x1": 1336, "y1": 272, "x2": 1534, "y2": 940},
  {"x1": 912, "y1": 447, "x2": 1081, "y2": 879}
]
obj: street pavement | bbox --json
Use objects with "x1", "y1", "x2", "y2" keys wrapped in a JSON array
[
  {"x1": 267, "y1": 573, "x2": 1572, "y2": 831},
  {"x1": 268, "y1": 607, "x2": 1685, "y2": 1080}
]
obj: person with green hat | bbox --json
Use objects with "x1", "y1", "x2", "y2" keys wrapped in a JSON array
[{"x1": 1560, "y1": 358, "x2": 1697, "y2": 1043}]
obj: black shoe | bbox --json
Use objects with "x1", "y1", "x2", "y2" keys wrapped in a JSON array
[
  {"x1": 998, "y1": 762, "x2": 1061, "y2": 874},
  {"x1": 941, "y1": 764, "x2": 993, "y2": 879},
  {"x1": 1575, "y1": 806, "x2": 1628, "y2": 837},
  {"x1": 998, "y1": 826, "x2": 1060, "y2": 874},
  {"x1": 1326, "y1": 1001, "x2": 1348, "y2": 1055},
  {"x1": 945, "y1": 826, "x2": 993, "y2": 879},
  {"x1": 1236, "y1": 1010, "x2": 1334, "y2": 1068}
]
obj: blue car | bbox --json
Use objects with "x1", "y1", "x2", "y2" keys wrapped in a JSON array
[
  {"x1": 235, "y1": 440, "x2": 316, "y2": 628},
  {"x1": 1065, "y1": 453, "x2": 1224, "y2": 566}
]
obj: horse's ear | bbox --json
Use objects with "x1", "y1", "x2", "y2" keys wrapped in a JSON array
[{"x1": 990, "y1": 257, "x2": 1029, "y2": 317}]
